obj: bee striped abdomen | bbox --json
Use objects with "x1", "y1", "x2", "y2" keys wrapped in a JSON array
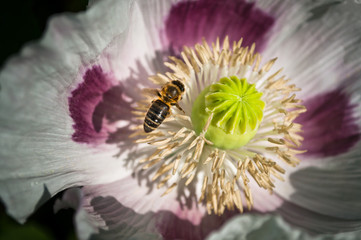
[{"x1": 144, "y1": 99, "x2": 170, "y2": 133}]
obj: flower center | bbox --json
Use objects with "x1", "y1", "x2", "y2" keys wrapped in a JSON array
[
  {"x1": 134, "y1": 37, "x2": 306, "y2": 215},
  {"x1": 192, "y1": 76, "x2": 265, "y2": 149}
]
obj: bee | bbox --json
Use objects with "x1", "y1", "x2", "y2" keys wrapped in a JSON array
[{"x1": 144, "y1": 80, "x2": 185, "y2": 133}]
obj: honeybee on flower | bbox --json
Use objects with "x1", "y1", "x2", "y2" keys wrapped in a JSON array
[{"x1": 0, "y1": 0, "x2": 360, "y2": 239}]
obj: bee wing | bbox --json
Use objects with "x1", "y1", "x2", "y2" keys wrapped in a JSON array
[
  {"x1": 149, "y1": 73, "x2": 169, "y2": 85},
  {"x1": 141, "y1": 88, "x2": 160, "y2": 98}
]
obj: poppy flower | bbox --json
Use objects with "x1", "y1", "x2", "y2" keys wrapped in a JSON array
[{"x1": 1, "y1": 0, "x2": 360, "y2": 239}]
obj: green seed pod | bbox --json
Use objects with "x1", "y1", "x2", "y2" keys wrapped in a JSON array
[{"x1": 191, "y1": 76, "x2": 265, "y2": 149}]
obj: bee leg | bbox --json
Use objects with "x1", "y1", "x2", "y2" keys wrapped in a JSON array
[{"x1": 174, "y1": 103, "x2": 185, "y2": 114}]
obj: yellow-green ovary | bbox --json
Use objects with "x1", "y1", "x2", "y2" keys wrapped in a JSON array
[{"x1": 191, "y1": 76, "x2": 265, "y2": 149}]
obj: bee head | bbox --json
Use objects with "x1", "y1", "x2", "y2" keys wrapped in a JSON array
[{"x1": 171, "y1": 80, "x2": 185, "y2": 93}]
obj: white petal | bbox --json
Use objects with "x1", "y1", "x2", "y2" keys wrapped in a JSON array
[
  {"x1": 0, "y1": 0, "x2": 161, "y2": 223},
  {"x1": 292, "y1": 146, "x2": 361, "y2": 219},
  {"x1": 278, "y1": 199, "x2": 361, "y2": 234},
  {"x1": 271, "y1": 141, "x2": 361, "y2": 232},
  {"x1": 206, "y1": 213, "x2": 361, "y2": 240},
  {"x1": 206, "y1": 214, "x2": 311, "y2": 240},
  {"x1": 262, "y1": 1, "x2": 361, "y2": 99},
  {"x1": 271, "y1": 91, "x2": 361, "y2": 231},
  {"x1": 136, "y1": 0, "x2": 179, "y2": 48},
  {"x1": 272, "y1": 45, "x2": 361, "y2": 230},
  {"x1": 61, "y1": 176, "x2": 207, "y2": 239},
  {"x1": 257, "y1": 1, "x2": 361, "y2": 227},
  {"x1": 82, "y1": 176, "x2": 207, "y2": 226},
  {"x1": 55, "y1": 187, "x2": 163, "y2": 240},
  {"x1": 251, "y1": 185, "x2": 284, "y2": 212},
  {"x1": 328, "y1": 231, "x2": 361, "y2": 240},
  {"x1": 67, "y1": 178, "x2": 241, "y2": 240},
  {"x1": 256, "y1": 0, "x2": 313, "y2": 44}
]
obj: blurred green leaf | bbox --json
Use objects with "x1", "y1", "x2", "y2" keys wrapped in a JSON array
[{"x1": 0, "y1": 214, "x2": 53, "y2": 240}]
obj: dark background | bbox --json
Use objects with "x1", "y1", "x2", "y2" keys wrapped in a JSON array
[
  {"x1": 0, "y1": 0, "x2": 87, "y2": 67},
  {"x1": 0, "y1": 1, "x2": 87, "y2": 239}
]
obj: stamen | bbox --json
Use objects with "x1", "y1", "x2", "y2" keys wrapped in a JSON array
[{"x1": 133, "y1": 37, "x2": 305, "y2": 215}]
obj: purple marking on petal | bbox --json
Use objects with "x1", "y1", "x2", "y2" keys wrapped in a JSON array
[
  {"x1": 88, "y1": 195, "x2": 239, "y2": 240},
  {"x1": 69, "y1": 66, "x2": 127, "y2": 144},
  {"x1": 165, "y1": 0, "x2": 275, "y2": 52},
  {"x1": 297, "y1": 90, "x2": 360, "y2": 157},
  {"x1": 156, "y1": 210, "x2": 238, "y2": 240}
]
